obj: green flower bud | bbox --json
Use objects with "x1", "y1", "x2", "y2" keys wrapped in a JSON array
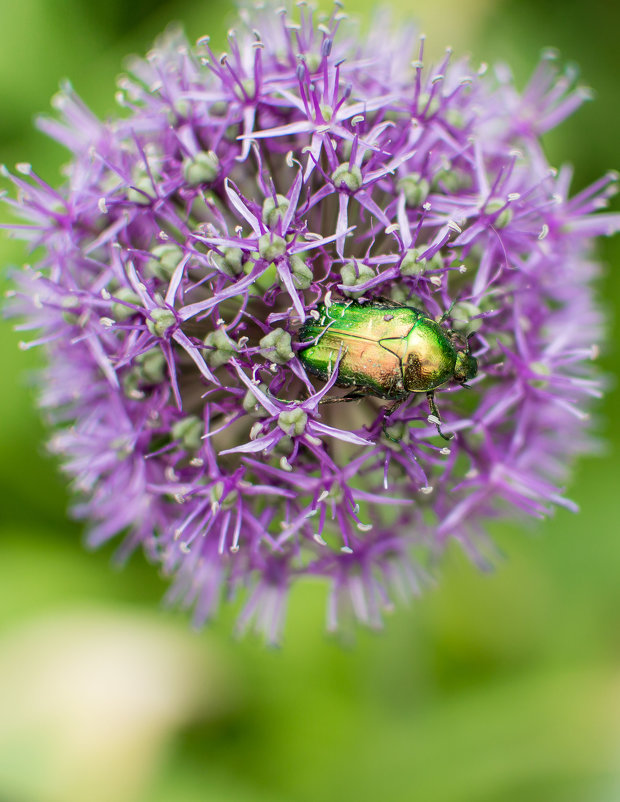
[
  {"x1": 258, "y1": 233, "x2": 287, "y2": 261},
  {"x1": 450, "y1": 301, "x2": 482, "y2": 334},
  {"x1": 417, "y1": 92, "x2": 440, "y2": 117},
  {"x1": 400, "y1": 249, "x2": 427, "y2": 276},
  {"x1": 213, "y1": 246, "x2": 244, "y2": 276},
  {"x1": 234, "y1": 78, "x2": 256, "y2": 100},
  {"x1": 147, "y1": 308, "x2": 177, "y2": 337},
  {"x1": 331, "y1": 163, "x2": 363, "y2": 192},
  {"x1": 112, "y1": 287, "x2": 142, "y2": 321},
  {"x1": 224, "y1": 123, "x2": 240, "y2": 142},
  {"x1": 146, "y1": 244, "x2": 184, "y2": 280},
  {"x1": 278, "y1": 408, "x2": 308, "y2": 437},
  {"x1": 529, "y1": 361, "x2": 551, "y2": 389},
  {"x1": 135, "y1": 348, "x2": 166, "y2": 384},
  {"x1": 259, "y1": 328, "x2": 294, "y2": 364},
  {"x1": 280, "y1": 254, "x2": 313, "y2": 290},
  {"x1": 204, "y1": 327, "x2": 237, "y2": 368},
  {"x1": 274, "y1": 435, "x2": 294, "y2": 456},
  {"x1": 484, "y1": 199, "x2": 512, "y2": 228},
  {"x1": 209, "y1": 480, "x2": 238, "y2": 509},
  {"x1": 242, "y1": 383, "x2": 270, "y2": 417},
  {"x1": 397, "y1": 173, "x2": 430, "y2": 207},
  {"x1": 390, "y1": 285, "x2": 409, "y2": 304},
  {"x1": 127, "y1": 170, "x2": 155, "y2": 205},
  {"x1": 304, "y1": 53, "x2": 321, "y2": 73},
  {"x1": 341, "y1": 140, "x2": 371, "y2": 163},
  {"x1": 340, "y1": 261, "x2": 375, "y2": 298},
  {"x1": 172, "y1": 415, "x2": 203, "y2": 451},
  {"x1": 122, "y1": 371, "x2": 142, "y2": 399},
  {"x1": 61, "y1": 295, "x2": 81, "y2": 325},
  {"x1": 432, "y1": 168, "x2": 472, "y2": 193},
  {"x1": 444, "y1": 108, "x2": 466, "y2": 129},
  {"x1": 209, "y1": 101, "x2": 228, "y2": 117},
  {"x1": 172, "y1": 99, "x2": 191, "y2": 119},
  {"x1": 262, "y1": 194, "x2": 290, "y2": 228},
  {"x1": 111, "y1": 435, "x2": 133, "y2": 460},
  {"x1": 183, "y1": 150, "x2": 220, "y2": 186}
]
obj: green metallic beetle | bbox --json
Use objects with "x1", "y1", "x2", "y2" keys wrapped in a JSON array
[{"x1": 298, "y1": 299, "x2": 478, "y2": 441}]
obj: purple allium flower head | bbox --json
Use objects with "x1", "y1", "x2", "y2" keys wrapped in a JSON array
[{"x1": 3, "y1": 4, "x2": 620, "y2": 642}]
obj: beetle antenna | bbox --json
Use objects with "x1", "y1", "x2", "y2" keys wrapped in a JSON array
[{"x1": 438, "y1": 301, "x2": 455, "y2": 325}]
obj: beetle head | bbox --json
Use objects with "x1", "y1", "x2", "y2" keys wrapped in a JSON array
[{"x1": 454, "y1": 351, "x2": 478, "y2": 384}]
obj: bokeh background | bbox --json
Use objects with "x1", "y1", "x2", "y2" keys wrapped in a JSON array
[{"x1": 1, "y1": 1, "x2": 620, "y2": 800}]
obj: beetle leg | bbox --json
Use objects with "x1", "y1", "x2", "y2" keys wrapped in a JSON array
[
  {"x1": 382, "y1": 398, "x2": 407, "y2": 443},
  {"x1": 426, "y1": 391, "x2": 454, "y2": 441},
  {"x1": 373, "y1": 295, "x2": 406, "y2": 309},
  {"x1": 319, "y1": 390, "x2": 366, "y2": 405}
]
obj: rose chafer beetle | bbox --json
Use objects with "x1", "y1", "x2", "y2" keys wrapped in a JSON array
[{"x1": 298, "y1": 300, "x2": 478, "y2": 441}]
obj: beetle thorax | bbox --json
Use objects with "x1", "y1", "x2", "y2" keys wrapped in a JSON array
[{"x1": 402, "y1": 321, "x2": 455, "y2": 392}]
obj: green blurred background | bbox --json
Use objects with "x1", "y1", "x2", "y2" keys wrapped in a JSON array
[{"x1": 1, "y1": 1, "x2": 620, "y2": 800}]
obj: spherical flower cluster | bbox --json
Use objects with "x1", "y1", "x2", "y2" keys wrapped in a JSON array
[{"x1": 4, "y1": 4, "x2": 619, "y2": 642}]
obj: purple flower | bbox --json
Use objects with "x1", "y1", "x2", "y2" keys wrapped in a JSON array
[{"x1": 3, "y1": 5, "x2": 619, "y2": 642}]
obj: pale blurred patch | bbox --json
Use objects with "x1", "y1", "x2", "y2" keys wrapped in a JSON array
[
  {"x1": 317, "y1": 0, "x2": 498, "y2": 56},
  {"x1": 0, "y1": 608, "x2": 235, "y2": 802}
]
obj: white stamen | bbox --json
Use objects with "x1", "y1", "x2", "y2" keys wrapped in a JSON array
[
  {"x1": 279, "y1": 456, "x2": 293, "y2": 472},
  {"x1": 249, "y1": 422, "x2": 263, "y2": 440}
]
